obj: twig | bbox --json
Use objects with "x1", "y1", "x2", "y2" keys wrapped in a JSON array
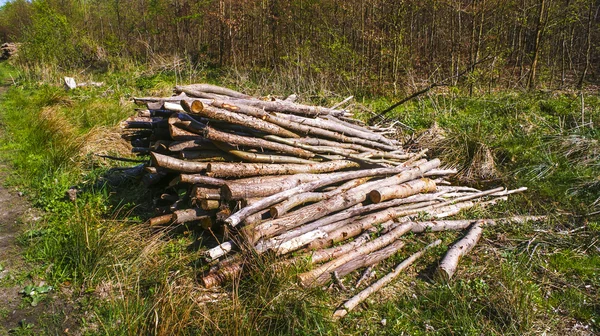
[
  {"x1": 354, "y1": 266, "x2": 374, "y2": 289},
  {"x1": 332, "y1": 271, "x2": 347, "y2": 291}
]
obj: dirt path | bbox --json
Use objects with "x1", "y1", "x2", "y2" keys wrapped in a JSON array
[
  {"x1": 0, "y1": 86, "x2": 78, "y2": 335},
  {"x1": 0, "y1": 164, "x2": 41, "y2": 334}
]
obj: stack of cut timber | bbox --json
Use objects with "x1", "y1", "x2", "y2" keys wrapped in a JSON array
[{"x1": 122, "y1": 84, "x2": 532, "y2": 319}]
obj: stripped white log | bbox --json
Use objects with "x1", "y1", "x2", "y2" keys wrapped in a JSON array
[
  {"x1": 436, "y1": 220, "x2": 485, "y2": 281},
  {"x1": 206, "y1": 241, "x2": 233, "y2": 261}
]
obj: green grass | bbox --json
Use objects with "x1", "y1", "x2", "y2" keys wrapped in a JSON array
[{"x1": 0, "y1": 61, "x2": 598, "y2": 335}]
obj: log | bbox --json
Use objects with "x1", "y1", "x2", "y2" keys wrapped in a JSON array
[
  {"x1": 169, "y1": 124, "x2": 202, "y2": 141},
  {"x1": 203, "y1": 126, "x2": 314, "y2": 159},
  {"x1": 436, "y1": 220, "x2": 486, "y2": 281},
  {"x1": 182, "y1": 88, "x2": 344, "y2": 117},
  {"x1": 411, "y1": 219, "x2": 479, "y2": 233},
  {"x1": 201, "y1": 261, "x2": 244, "y2": 288},
  {"x1": 264, "y1": 192, "x2": 447, "y2": 249},
  {"x1": 275, "y1": 113, "x2": 395, "y2": 146},
  {"x1": 211, "y1": 100, "x2": 396, "y2": 151},
  {"x1": 193, "y1": 105, "x2": 299, "y2": 138},
  {"x1": 149, "y1": 214, "x2": 173, "y2": 226},
  {"x1": 265, "y1": 135, "x2": 399, "y2": 166},
  {"x1": 251, "y1": 163, "x2": 440, "y2": 242},
  {"x1": 223, "y1": 174, "x2": 322, "y2": 200},
  {"x1": 224, "y1": 159, "x2": 439, "y2": 227},
  {"x1": 176, "y1": 84, "x2": 251, "y2": 99},
  {"x1": 206, "y1": 241, "x2": 234, "y2": 260},
  {"x1": 311, "y1": 192, "x2": 506, "y2": 251},
  {"x1": 173, "y1": 174, "x2": 227, "y2": 187},
  {"x1": 168, "y1": 139, "x2": 215, "y2": 152},
  {"x1": 179, "y1": 150, "x2": 236, "y2": 162},
  {"x1": 192, "y1": 185, "x2": 222, "y2": 200},
  {"x1": 213, "y1": 141, "x2": 315, "y2": 164},
  {"x1": 207, "y1": 160, "x2": 360, "y2": 178},
  {"x1": 369, "y1": 178, "x2": 437, "y2": 203},
  {"x1": 298, "y1": 222, "x2": 415, "y2": 287},
  {"x1": 151, "y1": 152, "x2": 209, "y2": 173},
  {"x1": 201, "y1": 200, "x2": 220, "y2": 210},
  {"x1": 306, "y1": 229, "x2": 379, "y2": 265},
  {"x1": 330, "y1": 96, "x2": 354, "y2": 109},
  {"x1": 332, "y1": 240, "x2": 442, "y2": 320},
  {"x1": 172, "y1": 208, "x2": 211, "y2": 225}
]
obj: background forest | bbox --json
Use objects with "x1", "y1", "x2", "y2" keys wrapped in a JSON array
[{"x1": 0, "y1": 0, "x2": 598, "y2": 94}]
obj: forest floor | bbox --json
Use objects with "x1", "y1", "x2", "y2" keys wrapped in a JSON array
[{"x1": 0, "y1": 61, "x2": 598, "y2": 335}]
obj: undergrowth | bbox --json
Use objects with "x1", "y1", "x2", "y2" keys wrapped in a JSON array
[{"x1": 0, "y1": 61, "x2": 598, "y2": 335}]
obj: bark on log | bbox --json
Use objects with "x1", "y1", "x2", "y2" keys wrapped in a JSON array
[
  {"x1": 149, "y1": 214, "x2": 173, "y2": 226},
  {"x1": 369, "y1": 178, "x2": 437, "y2": 203},
  {"x1": 213, "y1": 141, "x2": 315, "y2": 164},
  {"x1": 203, "y1": 126, "x2": 314, "y2": 158},
  {"x1": 172, "y1": 208, "x2": 212, "y2": 225},
  {"x1": 151, "y1": 152, "x2": 209, "y2": 173},
  {"x1": 193, "y1": 105, "x2": 299, "y2": 138},
  {"x1": 176, "y1": 84, "x2": 251, "y2": 99},
  {"x1": 332, "y1": 240, "x2": 442, "y2": 320},
  {"x1": 207, "y1": 160, "x2": 360, "y2": 178},
  {"x1": 436, "y1": 220, "x2": 486, "y2": 282}
]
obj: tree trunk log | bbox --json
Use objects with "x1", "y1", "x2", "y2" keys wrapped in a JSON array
[
  {"x1": 369, "y1": 178, "x2": 437, "y2": 203},
  {"x1": 151, "y1": 152, "x2": 209, "y2": 173},
  {"x1": 207, "y1": 160, "x2": 360, "y2": 178},
  {"x1": 195, "y1": 105, "x2": 299, "y2": 138}
]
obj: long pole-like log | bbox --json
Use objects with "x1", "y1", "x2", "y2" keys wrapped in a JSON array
[{"x1": 207, "y1": 160, "x2": 360, "y2": 178}]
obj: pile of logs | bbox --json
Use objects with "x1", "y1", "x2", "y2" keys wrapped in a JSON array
[
  {"x1": 122, "y1": 84, "x2": 532, "y2": 319},
  {"x1": 0, "y1": 42, "x2": 19, "y2": 60}
]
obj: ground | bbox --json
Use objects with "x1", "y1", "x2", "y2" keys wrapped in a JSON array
[{"x1": 0, "y1": 98, "x2": 78, "y2": 335}]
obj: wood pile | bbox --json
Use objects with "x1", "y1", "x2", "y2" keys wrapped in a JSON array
[
  {"x1": 0, "y1": 42, "x2": 19, "y2": 60},
  {"x1": 122, "y1": 83, "x2": 533, "y2": 319}
]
